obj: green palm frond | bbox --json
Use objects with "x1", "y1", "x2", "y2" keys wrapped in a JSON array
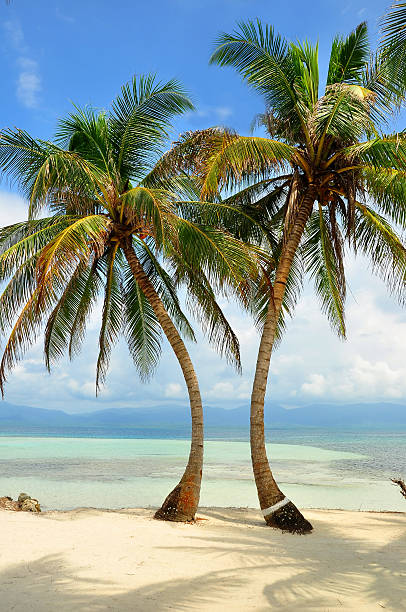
[
  {"x1": 68, "y1": 259, "x2": 103, "y2": 359},
  {"x1": 353, "y1": 202, "x2": 406, "y2": 305},
  {"x1": 0, "y1": 217, "x2": 70, "y2": 279},
  {"x1": 0, "y1": 129, "x2": 107, "y2": 219},
  {"x1": 96, "y1": 247, "x2": 123, "y2": 391},
  {"x1": 361, "y1": 50, "x2": 404, "y2": 121},
  {"x1": 134, "y1": 241, "x2": 195, "y2": 342},
  {"x1": 327, "y1": 22, "x2": 369, "y2": 85},
  {"x1": 314, "y1": 83, "x2": 375, "y2": 148},
  {"x1": 110, "y1": 75, "x2": 194, "y2": 180},
  {"x1": 290, "y1": 40, "x2": 319, "y2": 108},
  {"x1": 56, "y1": 107, "x2": 115, "y2": 179},
  {"x1": 343, "y1": 134, "x2": 406, "y2": 168},
  {"x1": 210, "y1": 20, "x2": 311, "y2": 144},
  {"x1": 200, "y1": 134, "x2": 294, "y2": 198},
  {"x1": 0, "y1": 253, "x2": 38, "y2": 333},
  {"x1": 0, "y1": 265, "x2": 71, "y2": 395},
  {"x1": 363, "y1": 166, "x2": 406, "y2": 225},
  {"x1": 175, "y1": 218, "x2": 259, "y2": 293},
  {"x1": 303, "y1": 208, "x2": 346, "y2": 338},
  {"x1": 44, "y1": 260, "x2": 103, "y2": 368},
  {"x1": 172, "y1": 253, "x2": 242, "y2": 371},
  {"x1": 381, "y1": 1, "x2": 406, "y2": 50},
  {"x1": 36, "y1": 214, "x2": 110, "y2": 289},
  {"x1": 122, "y1": 268, "x2": 162, "y2": 381}
]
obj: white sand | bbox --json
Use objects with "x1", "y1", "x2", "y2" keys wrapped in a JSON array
[{"x1": 0, "y1": 507, "x2": 405, "y2": 611}]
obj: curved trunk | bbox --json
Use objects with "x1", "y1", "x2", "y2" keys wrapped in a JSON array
[
  {"x1": 123, "y1": 242, "x2": 203, "y2": 522},
  {"x1": 251, "y1": 187, "x2": 316, "y2": 534}
]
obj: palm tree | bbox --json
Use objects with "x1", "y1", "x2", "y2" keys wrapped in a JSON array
[
  {"x1": 164, "y1": 21, "x2": 406, "y2": 532},
  {"x1": 0, "y1": 74, "x2": 257, "y2": 522}
]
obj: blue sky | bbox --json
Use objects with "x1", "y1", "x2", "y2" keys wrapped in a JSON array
[{"x1": 1, "y1": 0, "x2": 406, "y2": 413}]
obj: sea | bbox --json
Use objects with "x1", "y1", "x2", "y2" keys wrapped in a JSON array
[{"x1": 0, "y1": 426, "x2": 405, "y2": 512}]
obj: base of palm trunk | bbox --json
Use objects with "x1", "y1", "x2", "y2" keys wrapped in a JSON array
[
  {"x1": 264, "y1": 500, "x2": 313, "y2": 534},
  {"x1": 154, "y1": 480, "x2": 199, "y2": 523}
]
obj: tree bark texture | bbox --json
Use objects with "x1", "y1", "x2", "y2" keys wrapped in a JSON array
[
  {"x1": 250, "y1": 187, "x2": 316, "y2": 533},
  {"x1": 123, "y1": 242, "x2": 203, "y2": 522}
]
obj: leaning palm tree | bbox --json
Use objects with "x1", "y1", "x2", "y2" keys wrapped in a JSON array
[
  {"x1": 207, "y1": 21, "x2": 406, "y2": 533},
  {"x1": 164, "y1": 21, "x2": 406, "y2": 532},
  {"x1": 0, "y1": 74, "x2": 257, "y2": 522}
]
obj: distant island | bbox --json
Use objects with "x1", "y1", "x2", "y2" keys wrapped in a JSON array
[{"x1": 0, "y1": 401, "x2": 405, "y2": 433}]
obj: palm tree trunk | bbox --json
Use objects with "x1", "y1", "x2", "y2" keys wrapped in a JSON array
[
  {"x1": 123, "y1": 241, "x2": 203, "y2": 522},
  {"x1": 251, "y1": 187, "x2": 316, "y2": 533}
]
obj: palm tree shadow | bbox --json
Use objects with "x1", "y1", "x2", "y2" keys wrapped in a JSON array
[
  {"x1": 1, "y1": 512, "x2": 404, "y2": 611},
  {"x1": 158, "y1": 513, "x2": 406, "y2": 609},
  {"x1": 200, "y1": 507, "x2": 265, "y2": 527},
  {"x1": 0, "y1": 553, "x2": 246, "y2": 611}
]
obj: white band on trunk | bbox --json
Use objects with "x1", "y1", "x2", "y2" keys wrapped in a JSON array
[{"x1": 262, "y1": 497, "x2": 290, "y2": 516}]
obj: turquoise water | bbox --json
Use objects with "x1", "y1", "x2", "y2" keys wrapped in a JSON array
[{"x1": 0, "y1": 431, "x2": 405, "y2": 512}]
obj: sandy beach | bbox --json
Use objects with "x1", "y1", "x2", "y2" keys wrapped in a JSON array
[{"x1": 0, "y1": 507, "x2": 404, "y2": 611}]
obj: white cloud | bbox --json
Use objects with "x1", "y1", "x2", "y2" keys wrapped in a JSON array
[
  {"x1": 3, "y1": 20, "x2": 42, "y2": 109},
  {"x1": 207, "y1": 379, "x2": 251, "y2": 400},
  {"x1": 208, "y1": 381, "x2": 234, "y2": 397},
  {"x1": 214, "y1": 106, "x2": 233, "y2": 121},
  {"x1": 16, "y1": 58, "x2": 41, "y2": 108},
  {"x1": 301, "y1": 373, "x2": 327, "y2": 396},
  {"x1": 3, "y1": 20, "x2": 24, "y2": 48},
  {"x1": 165, "y1": 382, "x2": 184, "y2": 398},
  {"x1": 189, "y1": 105, "x2": 233, "y2": 123},
  {"x1": 55, "y1": 8, "x2": 75, "y2": 23},
  {"x1": 0, "y1": 191, "x2": 29, "y2": 225}
]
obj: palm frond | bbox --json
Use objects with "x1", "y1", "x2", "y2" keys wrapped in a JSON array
[
  {"x1": 36, "y1": 214, "x2": 110, "y2": 290},
  {"x1": 172, "y1": 253, "x2": 242, "y2": 371},
  {"x1": 68, "y1": 258, "x2": 103, "y2": 359},
  {"x1": 303, "y1": 208, "x2": 346, "y2": 338},
  {"x1": 353, "y1": 202, "x2": 406, "y2": 304},
  {"x1": 110, "y1": 74, "x2": 194, "y2": 180},
  {"x1": 363, "y1": 165, "x2": 406, "y2": 225},
  {"x1": 122, "y1": 263, "x2": 162, "y2": 382},
  {"x1": 200, "y1": 133, "x2": 294, "y2": 198},
  {"x1": 210, "y1": 20, "x2": 311, "y2": 143},
  {"x1": 134, "y1": 240, "x2": 196, "y2": 342},
  {"x1": 327, "y1": 22, "x2": 369, "y2": 85},
  {"x1": 44, "y1": 260, "x2": 102, "y2": 369},
  {"x1": 96, "y1": 247, "x2": 123, "y2": 392},
  {"x1": 342, "y1": 134, "x2": 406, "y2": 169},
  {"x1": 381, "y1": 1, "x2": 406, "y2": 50}
]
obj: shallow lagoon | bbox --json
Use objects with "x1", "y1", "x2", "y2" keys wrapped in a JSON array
[{"x1": 0, "y1": 434, "x2": 404, "y2": 512}]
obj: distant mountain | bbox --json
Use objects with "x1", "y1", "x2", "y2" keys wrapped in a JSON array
[{"x1": 0, "y1": 400, "x2": 405, "y2": 430}]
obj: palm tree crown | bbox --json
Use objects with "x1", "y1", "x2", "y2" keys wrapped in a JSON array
[
  {"x1": 0, "y1": 74, "x2": 256, "y2": 394},
  {"x1": 200, "y1": 20, "x2": 406, "y2": 332}
]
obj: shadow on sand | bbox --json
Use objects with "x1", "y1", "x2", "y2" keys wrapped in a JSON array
[{"x1": 0, "y1": 509, "x2": 404, "y2": 610}]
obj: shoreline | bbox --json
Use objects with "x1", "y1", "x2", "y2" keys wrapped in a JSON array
[
  {"x1": 0, "y1": 506, "x2": 405, "y2": 610},
  {"x1": 37, "y1": 504, "x2": 406, "y2": 515}
]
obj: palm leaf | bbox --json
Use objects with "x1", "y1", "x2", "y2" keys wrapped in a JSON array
[
  {"x1": 303, "y1": 208, "x2": 346, "y2": 338},
  {"x1": 96, "y1": 247, "x2": 123, "y2": 391},
  {"x1": 210, "y1": 20, "x2": 311, "y2": 144},
  {"x1": 110, "y1": 74, "x2": 194, "y2": 180},
  {"x1": 122, "y1": 265, "x2": 162, "y2": 381},
  {"x1": 327, "y1": 22, "x2": 369, "y2": 85},
  {"x1": 353, "y1": 202, "x2": 406, "y2": 304}
]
